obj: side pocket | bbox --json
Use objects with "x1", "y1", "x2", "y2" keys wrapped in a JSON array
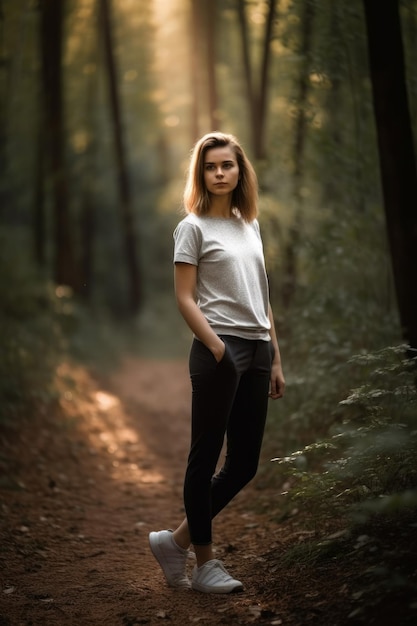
[
  {"x1": 189, "y1": 338, "x2": 218, "y2": 374},
  {"x1": 217, "y1": 339, "x2": 236, "y2": 370},
  {"x1": 215, "y1": 340, "x2": 227, "y2": 365}
]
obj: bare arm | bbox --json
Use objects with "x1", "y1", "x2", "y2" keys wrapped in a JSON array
[
  {"x1": 268, "y1": 303, "x2": 285, "y2": 399},
  {"x1": 174, "y1": 262, "x2": 225, "y2": 362}
]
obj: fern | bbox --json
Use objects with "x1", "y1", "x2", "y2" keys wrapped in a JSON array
[{"x1": 273, "y1": 345, "x2": 417, "y2": 521}]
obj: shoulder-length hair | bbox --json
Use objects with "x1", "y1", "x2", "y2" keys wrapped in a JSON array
[{"x1": 183, "y1": 132, "x2": 258, "y2": 222}]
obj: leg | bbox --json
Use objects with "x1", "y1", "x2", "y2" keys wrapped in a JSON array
[
  {"x1": 184, "y1": 339, "x2": 240, "y2": 547},
  {"x1": 173, "y1": 347, "x2": 270, "y2": 549},
  {"x1": 211, "y1": 340, "x2": 272, "y2": 518},
  {"x1": 150, "y1": 339, "x2": 271, "y2": 592},
  {"x1": 173, "y1": 519, "x2": 213, "y2": 566}
]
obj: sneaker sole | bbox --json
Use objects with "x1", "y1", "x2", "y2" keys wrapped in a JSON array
[{"x1": 192, "y1": 581, "x2": 244, "y2": 594}]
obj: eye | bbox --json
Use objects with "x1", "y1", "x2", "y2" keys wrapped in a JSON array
[{"x1": 205, "y1": 164, "x2": 215, "y2": 171}]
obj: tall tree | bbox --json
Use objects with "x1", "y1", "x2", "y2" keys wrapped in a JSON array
[
  {"x1": 33, "y1": 113, "x2": 46, "y2": 267},
  {"x1": 363, "y1": 0, "x2": 417, "y2": 350},
  {"x1": 189, "y1": 0, "x2": 203, "y2": 142},
  {"x1": 79, "y1": 17, "x2": 100, "y2": 301},
  {"x1": 321, "y1": 1, "x2": 344, "y2": 206},
  {"x1": 0, "y1": 0, "x2": 6, "y2": 220},
  {"x1": 237, "y1": 0, "x2": 256, "y2": 151},
  {"x1": 99, "y1": 0, "x2": 142, "y2": 313},
  {"x1": 237, "y1": 0, "x2": 277, "y2": 160},
  {"x1": 40, "y1": 0, "x2": 79, "y2": 289},
  {"x1": 282, "y1": 0, "x2": 315, "y2": 310},
  {"x1": 257, "y1": 0, "x2": 277, "y2": 159},
  {"x1": 189, "y1": 0, "x2": 219, "y2": 139},
  {"x1": 205, "y1": 0, "x2": 219, "y2": 131}
]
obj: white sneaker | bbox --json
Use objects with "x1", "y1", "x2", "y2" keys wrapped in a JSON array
[
  {"x1": 149, "y1": 530, "x2": 191, "y2": 589},
  {"x1": 192, "y1": 559, "x2": 244, "y2": 594}
]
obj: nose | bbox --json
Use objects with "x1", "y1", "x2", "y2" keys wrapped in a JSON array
[{"x1": 216, "y1": 167, "x2": 224, "y2": 177}]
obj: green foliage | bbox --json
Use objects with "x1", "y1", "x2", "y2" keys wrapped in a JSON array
[
  {"x1": 265, "y1": 195, "x2": 401, "y2": 457},
  {"x1": 273, "y1": 345, "x2": 417, "y2": 523},
  {"x1": 271, "y1": 345, "x2": 417, "y2": 622},
  {"x1": 0, "y1": 231, "x2": 72, "y2": 423},
  {"x1": 277, "y1": 532, "x2": 351, "y2": 568}
]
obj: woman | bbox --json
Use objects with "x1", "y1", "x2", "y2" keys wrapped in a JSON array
[{"x1": 149, "y1": 132, "x2": 285, "y2": 594}]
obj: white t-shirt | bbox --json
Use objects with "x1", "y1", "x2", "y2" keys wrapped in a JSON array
[{"x1": 173, "y1": 212, "x2": 271, "y2": 341}]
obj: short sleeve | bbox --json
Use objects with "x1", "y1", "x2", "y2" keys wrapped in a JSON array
[{"x1": 173, "y1": 220, "x2": 202, "y2": 265}]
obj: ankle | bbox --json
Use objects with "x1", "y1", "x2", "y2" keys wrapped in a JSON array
[
  {"x1": 172, "y1": 530, "x2": 190, "y2": 551},
  {"x1": 195, "y1": 545, "x2": 214, "y2": 568}
]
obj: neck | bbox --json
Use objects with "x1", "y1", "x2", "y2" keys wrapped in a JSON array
[{"x1": 207, "y1": 194, "x2": 233, "y2": 218}]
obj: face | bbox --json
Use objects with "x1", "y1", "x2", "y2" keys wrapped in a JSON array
[{"x1": 203, "y1": 146, "x2": 240, "y2": 196}]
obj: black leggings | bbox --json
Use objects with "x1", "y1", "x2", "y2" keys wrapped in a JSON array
[{"x1": 184, "y1": 335, "x2": 274, "y2": 545}]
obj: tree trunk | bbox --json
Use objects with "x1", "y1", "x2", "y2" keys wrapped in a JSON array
[
  {"x1": 40, "y1": 0, "x2": 79, "y2": 289},
  {"x1": 99, "y1": 0, "x2": 142, "y2": 314},
  {"x1": 33, "y1": 116, "x2": 46, "y2": 267},
  {"x1": 189, "y1": 0, "x2": 203, "y2": 142},
  {"x1": 79, "y1": 7, "x2": 100, "y2": 301},
  {"x1": 255, "y1": 0, "x2": 277, "y2": 160},
  {"x1": 189, "y1": 0, "x2": 219, "y2": 138},
  {"x1": 404, "y1": 2, "x2": 417, "y2": 127},
  {"x1": 0, "y1": 0, "x2": 7, "y2": 220},
  {"x1": 80, "y1": 188, "x2": 94, "y2": 300},
  {"x1": 237, "y1": 0, "x2": 277, "y2": 161},
  {"x1": 79, "y1": 80, "x2": 97, "y2": 301},
  {"x1": 363, "y1": 0, "x2": 417, "y2": 350},
  {"x1": 322, "y1": 0, "x2": 343, "y2": 206},
  {"x1": 237, "y1": 0, "x2": 258, "y2": 154},
  {"x1": 205, "y1": 0, "x2": 219, "y2": 131},
  {"x1": 282, "y1": 0, "x2": 314, "y2": 310}
]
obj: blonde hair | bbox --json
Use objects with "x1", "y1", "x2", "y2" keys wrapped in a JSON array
[{"x1": 183, "y1": 132, "x2": 258, "y2": 222}]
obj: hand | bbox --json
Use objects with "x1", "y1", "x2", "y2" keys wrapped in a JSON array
[
  {"x1": 269, "y1": 363, "x2": 285, "y2": 399},
  {"x1": 212, "y1": 340, "x2": 226, "y2": 363}
]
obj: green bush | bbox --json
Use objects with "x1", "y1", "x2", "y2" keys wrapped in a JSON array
[
  {"x1": 0, "y1": 235, "x2": 73, "y2": 423},
  {"x1": 271, "y1": 346, "x2": 417, "y2": 623},
  {"x1": 264, "y1": 196, "x2": 402, "y2": 453},
  {"x1": 273, "y1": 345, "x2": 417, "y2": 522}
]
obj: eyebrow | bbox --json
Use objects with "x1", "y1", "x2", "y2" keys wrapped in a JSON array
[{"x1": 204, "y1": 160, "x2": 235, "y2": 165}]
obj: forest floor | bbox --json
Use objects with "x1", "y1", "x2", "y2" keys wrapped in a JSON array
[{"x1": 0, "y1": 357, "x2": 416, "y2": 626}]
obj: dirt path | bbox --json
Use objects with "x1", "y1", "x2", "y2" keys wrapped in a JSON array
[
  {"x1": 0, "y1": 358, "x2": 294, "y2": 625},
  {"x1": 4, "y1": 357, "x2": 387, "y2": 625}
]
